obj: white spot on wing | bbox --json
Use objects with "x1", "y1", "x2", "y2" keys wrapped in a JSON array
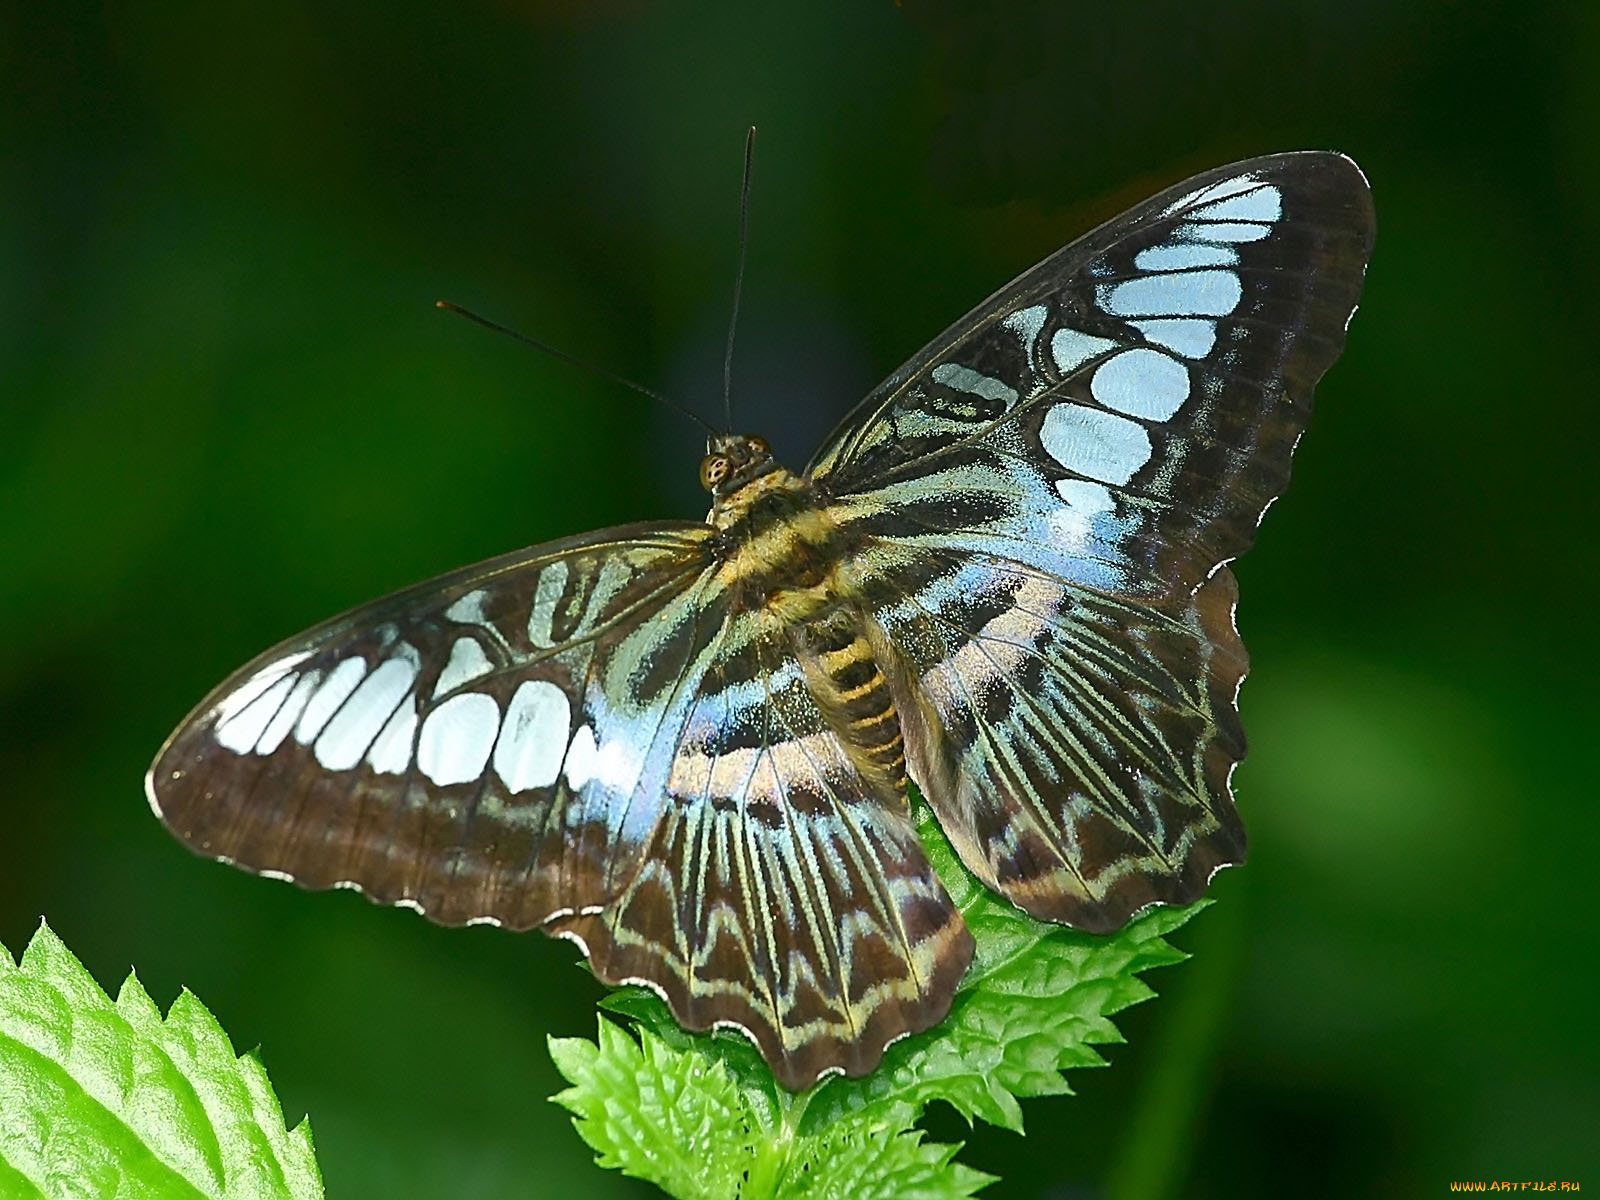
[
  {"x1": 211, "y1": 651, "x2": 312, "y2": 753},
  {"x1": 563, "y1": 723, "x2": 598, "y2": 789},
  {"x1": 1091, "y1": 348, "x2": 1190, "y2": 420},
  {"x1": 1040, "y1": 403, "x2": 1152, "y2": 485},
  {"x1": 1131, "y1": 318, "x2": 1217, "y2": 359},
  {"x1": 214, "y1": 672, "x2": 295, "y2": 754},
  {"x1": 254, "y1": 671, "x2": 320, "y2": 754},
  {"x1": 1055, "y1": 477, "x2": 1116, "y2": 513},
  {"x1": 494, "y1": 679, "x2": 570, "y2": 792},
  {"x1": 931, "y1": 362, "x2": 1017, "y2": 406},
  {"x1": 143, "y1": 766, "x2": 166, "y2": 818},
  {"x1": 214, "y1": 653, "x2": 310, "y2": 721},
  {"x1": 881, "y1": 1028, "x2": 915, "y2": 1053},
  {"x1": 619, "y1": 975, "x2": 671, "y2": 1005},
  {"x1": 1179, "y1": 221, "x2": 1271, "y2": 244},
  {"x1": 433, "y1": 637, "x2": 493, "y2": 698},
  {"x1": 1100, "y1": 270, "x2": 1243, "y2": 318},
  {"x1": 1050, "y1": 478, "x2": 1121, "y2": 550},
  {"x1": 445, "y1": 589, "x2": 489, "y2": 624},
  {"x1": 1050, "y1": 328, "x2": 1119, "y2": 374},
  {"x1": 560, "y1": 721, "x2": 643, "y2": 796},
  {"x1": 554, "y1": 927, "x2": 591, "y2": 957},
  {"x1": 710, "y1": 1020, "x2": 765, "y2": 1054},
  {"x1": 294, "y1": 657, "x2": 367, "y2": 744},
  {"x1": 1133, "y1": 243, "x2": 1238, "y2": 271},
  {"x1": 315, "y1": 656, "x2": 419, "y2": 770},
  {"x1": 368, "y1": 702, "x2": 418, "y2": 774},
  {"x1": 527, "y1": 561, "x2": 569, "y2": 648},
  {"x1": 1163, "y1": 172, "x2": 1266, "y2": 216},
  {"x1": 417, "y1": 691, "x2": 500, "y2": 786},
  {"x1": 1003, "y1": 303, "x2": 1047, "y2": 351},
  {"x1": 1190, "y1": 184, "x2": 1281, "y2": 223}
]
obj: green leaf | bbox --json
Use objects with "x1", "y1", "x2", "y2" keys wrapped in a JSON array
[
  {"x1": 0, "y1": 921, "x2": 323, "y2": 1200},
  {"x1": 550, "y1": 1020, "x2": 755, "y2": 1200},
  {"x1": 800, "y1": 805, "x2": 1203, "y2": 1135},
  {"x1": 551, "y1": 1016, "x2": 994, "y2": 1200},
  {"x1": 782, "y1": 1128, "x2": 994, "y2": 1199},
  {"x1": 548, "y1": 801, "x2": 1209, "y2": 1197}
]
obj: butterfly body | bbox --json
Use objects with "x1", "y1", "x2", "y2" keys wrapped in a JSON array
[
  {"x1": 703, "y1": 439, "x2": 914, "y2": 793},
  {"x1": 149, "y1": 153, "x2": 1374, "y2": 1089}
]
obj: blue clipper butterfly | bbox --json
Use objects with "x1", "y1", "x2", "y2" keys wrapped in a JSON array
[{"x1": 147, "y1": 152, "x2": 1374, "y2": 1090}]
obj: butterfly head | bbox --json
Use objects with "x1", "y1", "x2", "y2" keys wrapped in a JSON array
[{"x1": 700, "y1": 433, "x2": 776, "y2": 497}]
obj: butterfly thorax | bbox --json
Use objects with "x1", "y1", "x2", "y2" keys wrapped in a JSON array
[
  {"x1": 707, "y1": 459, "x2": 803, "y2": 530},
  {"x1": 707, "y1": 457, "x2": 846, "y2": 603}
]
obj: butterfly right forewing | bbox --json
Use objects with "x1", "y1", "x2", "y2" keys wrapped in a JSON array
[{"x1": 815, "y1": 153, "x2": 1374, "y2": 930}]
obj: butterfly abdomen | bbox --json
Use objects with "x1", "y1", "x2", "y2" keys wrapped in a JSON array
[{"x1": 783, "y1": 599, "x2": 908, "y2": 801}]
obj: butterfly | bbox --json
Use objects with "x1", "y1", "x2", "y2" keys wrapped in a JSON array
[{"x1": 147, "y1": 152, "x2": 1374, "y2": 1090}]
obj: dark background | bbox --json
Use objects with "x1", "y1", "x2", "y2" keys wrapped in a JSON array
[{"x1": 4, "y1": 3, "x2": 1596, "y2": 1196}]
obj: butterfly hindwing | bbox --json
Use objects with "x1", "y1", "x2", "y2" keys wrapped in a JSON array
[
  {"x1": 850, "y1": 538, "x2": 1247, "y2": 929},
  {"x1": 816, "y1": 152, "x2": 1373, "y2": 926},
  {"x1": 551, "y1": 602, "x2": 970, "y2": 1088}
]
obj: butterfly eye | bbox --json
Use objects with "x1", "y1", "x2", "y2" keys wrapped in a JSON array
[{"x1": 699, "y1": 454, "x2": 730, "y2": 491}]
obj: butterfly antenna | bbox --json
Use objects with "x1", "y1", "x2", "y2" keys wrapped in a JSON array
[
  {"x1": 435, "y1": 299, "x2": 716, "y2": 436},
  {"x1": 721, "y1": 125, "x2": 757, "y2": 434}
]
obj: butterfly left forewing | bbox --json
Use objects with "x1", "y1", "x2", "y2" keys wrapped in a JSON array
[{"x1": 147, "y1": 522, "x2": 719, "y2": 927}]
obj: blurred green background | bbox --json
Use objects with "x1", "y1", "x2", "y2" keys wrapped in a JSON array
[{"x1": 4, "y1": 2, "x2": 1596, "y2": 1196}]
